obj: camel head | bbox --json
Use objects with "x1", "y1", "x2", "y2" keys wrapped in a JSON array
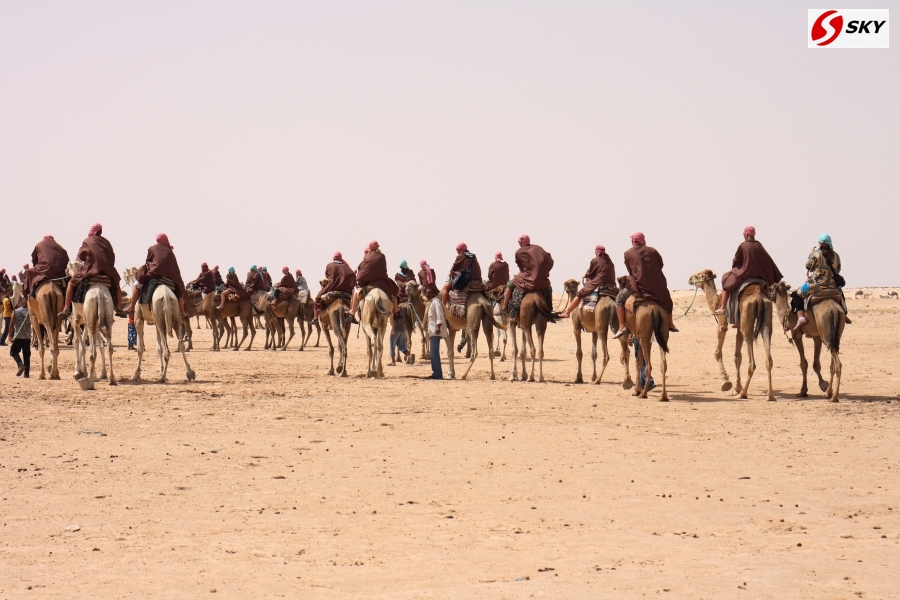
[
  {"x1": 563, "y1": 279, "x2": 579, "y2": 299},
  {"x1": 405, "y1": 280, "x2": 420, "y2": 298},
  {"x1": 66, "y1": 260, "x2": 83, "y2": 277},
  {"x1": 688, "y1": 270, "x2": 716, "y2": 288},
  {"x1": 319, "y1": 279, "x2": 329, "y2": 289},
  {"x1": 771, "y1": 281, "x2": 792, "y2": 320}
]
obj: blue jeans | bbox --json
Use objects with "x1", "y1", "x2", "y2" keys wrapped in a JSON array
[
  {"x1": 632, "y1": 338, "x2": 655, "y2": 390},
  {"x1": 430, "y1": 336, "x2": 443, "y2": 379},
  {"x1": 390, "y1": 329, "x2": 408, "y2": 358}
]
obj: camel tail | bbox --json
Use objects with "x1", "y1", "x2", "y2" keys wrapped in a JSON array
[
  {"x1": 533, "y1": 293, "x2": 560, "y2": 323},
  {"x1": 822, "y1": 305, "x2": 842, "y2": 353},
  {"x1": 752, "y1": 297, "x2": 765, "y2": 341},
  {"x1": 38, "y1": 288, "x2": 60, "y2": 335},
  {"x1": 608, "y1": 303, "x2": 619, "y2": 334},
  {"x1": 652, "y1": 308, "x2": 669, "y2": 354}
]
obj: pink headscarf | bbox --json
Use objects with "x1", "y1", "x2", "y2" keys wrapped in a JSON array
[
  {"x1": 495, "y1": 252, "x2": 503, "y2": 261},
  {"x1": 631, "y1": 231, "x2": 646, "y2": 246},
  {"x1": 333, "y1": 251, "x2": 343, "y2": 261},
  {"x1": 23, "y1": 264, "x2": 29, "y2": 270},
  {"x1": 419, "y1": 259, "x2": 427, "y2": 268},
  {"x1": 88, "y1": 223, "x2": 102, "y2": 237},
  {"x1": 282, "y1": 266, "x2": 290, "y2": 274},
  {"x1": 213, "y1": 265, "x2": 219, "y2": 271},
  {"x1": 421, "y1": 260, "x2": 434, "y2": 284},
  {"x1": 156, "y1": 233, "x2": 173, "y2": 249},
  {"x1": 295, "y1": 269, "x2": 302, "y2": 276},
  {"x1": 595, "y1": 244, "x2": 606, "y2": 256},
  {"x1": 456, "y1": 242, "x2": 468, "y2": 253},
  {"x1": 743, "y1": 225, "x2": 756, "y2": 239},
  {"x1": 518, "y1": 234, "x2": 530, "y2": 246},
  {"x1": 44, "y1": 235, "x2": 54, "y2": 240},
  {"x1": 368, "y1": 240, "x2": 380, "y2": 251},
  {"x1": 201, "y1": 262, "x2": 208, "y2": 269}
]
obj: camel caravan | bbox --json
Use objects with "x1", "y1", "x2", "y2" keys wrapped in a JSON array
[{"x1": 5, "y1": 224, "x2": 855, "y2": 401}]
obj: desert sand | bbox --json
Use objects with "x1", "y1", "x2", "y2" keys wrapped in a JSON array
[{"x1": 1, "y1": 290, "x2": 898, "y2": 599}]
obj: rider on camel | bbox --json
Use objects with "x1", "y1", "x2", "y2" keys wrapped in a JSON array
[
  {"x1": 312, "y1": 251, "x2": 357, "y2": 325},
  {"x1": 441, "y1": 243, "x2": 482, "y2": 305},
  {"x1": 59, "y1": 223, "x2": 126, "y2": 319},
  {"x1": 559, "y1": 244, "x2": 617, "y2": 319},
  {"x1": 712, "y1": 226, "x2": 783, "y2": 318},
  {"x1": 351, "y1": 241, "x2": 400, "y2": 317},
  {"x1": 613, "y1": 232, "x2": 677, "y2": 338},
  {"x1": 23, "y1": 235, "x2": 69, "y2": 297},
  {"x1": 500, "y1": 234, "x2": 554, "y2": 317},
  {"x1": 125, "y1": 233, "x2": 187, "y2": 317}
]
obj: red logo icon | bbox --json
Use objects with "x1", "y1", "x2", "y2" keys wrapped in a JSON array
[{"x1": 811, "y1": 10, "x2": 844, "y2": 46}]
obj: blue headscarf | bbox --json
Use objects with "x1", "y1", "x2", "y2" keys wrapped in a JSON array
[
  {"x1": 819, "y1": 234, "x2": 833, "y2": 250},
  {"x1": 228, "y1": 267, "x2": 235, "y2": 274},
  {"x1": 400, "y1": 260, "x2": 408, "y2": 270}
]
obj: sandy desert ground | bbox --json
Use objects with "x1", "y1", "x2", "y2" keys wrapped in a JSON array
[{"x1": 1, "y1": 290, "x2": 898, "y2": 599}]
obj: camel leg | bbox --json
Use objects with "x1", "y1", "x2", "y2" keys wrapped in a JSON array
[
  {"x1": 461, "y1": 322, "x2": 480, "y2": 381},
  {"x1": 639, "y1": 336, "x2": 653, "y2": 399},
  {"x1": 715, "y1": 317, "x2": 732, "y2": 392},
  {"x1": 794, "y1": 334, "x2": 809, "y2": 397},
  {"x1": 525, "y1": 327, "x2": 537, "y2": 383},
  {"x1": 366, "y1": 334, "x2": 375, "y2": 378},
  {"x1": 733, "y1": 329, "x2": 744, "y2": 397},
  {"x1": 828, "y1": 348, "x2": 841, "y2": 402},
  {"x1": 594, "y1": 329, "x2": 610, "y2": 385},
  {"x1": 38, "y1": 336, "x2": 47, "y2": 380},
  {"x1": 104, "y1": 326, "x2": 116, "y2": 386},
  {"x1": 507, "y1": 322, "x2": 518, "y2": 382},
  {"x1": 156, "y1": 323, "x2": 168, "y2": 383},
  {"x1": 50, "y1": 329, "x2": 60, "y2": 380},
  {"x1": 620, "y1": 337, "x2": 633, "y2": 390},
  {"x1": 812, "y1": 338, "x2": 828, "y2": 393},
  {"x1": 573, "y1": 325, "x2": 584, "y2": 383},
  {"x1": 659, "y1": 337, "x2": 668, "y2": 401},
  {"x1": 762, "y1": 314, "x2": 775, "y2": 401},
  {"x1": 445, "y1": 331, "x2": 457, "y2": 380},
  {"x1": 536, "y1": 324, "x2": 546, "y2": 383},
  {"x1": 176, "y1": 320, "x2": 195, "y2": 381},
  {"x1": 632, "y1": 340, "x2": 644, "y2": 397},
  {"x1": 340, "y1": 328, "x2": 350, "y2": 378},
  {"x1": 739, "y1": 328, "x2": 755, "y2": 399},
  {"x1": 323, "y1": 328, "x2": 335, "y2": 376},
  {"x1": 519, "y1": 328, "x2": 529, "y2": 382},
  {"x1": 133, "y1": 318, "x2": 145, "y2": 381},
  {"x1": 315, "y1": 323, "x2": 321, "y2": 347},
  {"x1": 377, "y1": 325, "x2": 386, "y2": 378},
  {"x1": 589, "y1": 331, "x2": 598, "y2": 383},
  {"x1": 484, "y1": 317, "x2": 495, "y2": 380},
  {"x1": 282, "y1": 318, "x2": 296, "y2": 350}
]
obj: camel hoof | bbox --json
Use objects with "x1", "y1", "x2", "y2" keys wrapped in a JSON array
[
  {"x1": 739, "y1": 393, "x2": 748, "y2": 400},
  {"x1": 186, "y1": 370, "x2": 196, "y2": 381},
  {"x1": 157, "y1": 378, "x2": 166, "y2": 384},
  {"x1": 74, "y1": 371, "x2": 85, "y2": 380},
  {"x1": 818, "y1": 380, "x2": 829, "y2": 392},
  {"x1": 796, "y1": 392, "x2": 808, "y2": 398},
  {"x1": 39, "y1": 373, "x2": 47, "y2": 380},
  {"x1": 51, "y1": 374, "x2": 60, "y2": 381},
  {"x1": 721, "y1": 381, "x2": 733, "y2": 392},
  {"x1": 489, "y1": 374, "x2": 496, "y2": 381},
  {"x1": 109, "y1": 379, "x2": 117, "y2": 386},
  {"x1": 767, "y1": 397, "x2": 777, "y2": 402},
  {"x1": 336, "y1": 365, "x2": 344, "y2": 375},
  {"x1": 574, "y1": 377, "x2": 583, "y2": 384},
  {"x1": 622, "y1": 379, "x2": 634, "y2": 390},
  {"x1": 830, "y1": 398, "x2": 839, "y2": 403}
]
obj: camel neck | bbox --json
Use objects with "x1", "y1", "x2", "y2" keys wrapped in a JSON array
[{"x1": 699, "y1": 282, "x2": 720, "y2": 311}]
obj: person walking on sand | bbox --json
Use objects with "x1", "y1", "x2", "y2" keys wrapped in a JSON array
[
  {"x1": 8, "y1": 297, "x2": 31, "y2": 377},
  {"x1": 427, "y1": 293, "x2": 447, "y2": 379},
  {"x1": 1, "y1": 293, "x2": 12, "y2": 345}
]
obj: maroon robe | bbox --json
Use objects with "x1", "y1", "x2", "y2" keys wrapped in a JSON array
[
  {"x1": 486, "y1": 259, "x2": 510, "y2": 291},
  {"x1": 69, "y1": 235, "x2": 122, "y2": 299},
  {"x1": 395, "y1": 267, "x2": 416, "y2": 302},
  {"x1": 276, "y1": 273, "x2": 299, "y2": 299},
  {"x1": 577, "y1": 253, "x2": 616, "y2": 298},
  {"x1": 25, "y1": 238, "x2": 69, "y2": 294},
  {"x1": 417, "y1": 268, "x2": 439, "y2": 300},
  {"x1": 356, "y1": 250, "x2": 399, "y2": 297},
  {"x1": 721, "y1": 240, "x2": 783, "y2": 293},
  {"x1": 191, "y1": 267, "x2": 216, "y2": 294},
  {"x1": 316, "y1": 260, "x2": 356, "y2": 308},
  {"x1": 245, "y1": 269, "x2": 267, "y2": 293},
  {"x1": 511, "y1": 244, "x2": 554, "y2": 291},
  {"x1": 624, "y1": 245, "x2": 673, "y2": 313},
  {"x1": 213, "y1": 270, "x2": 224, "y2": 287},
  {"x1": 449, "y1": 252, "x2": 482, "y2": 285},
  {"x1": 262, "y1": 270, "x2": 273, "y2": 290},
  {"x1": 135, "y1": 243, "x2": 186, "y2": 296},
  {"x1": 223, "y1": 272, "x2": 249, "y2": 299}
]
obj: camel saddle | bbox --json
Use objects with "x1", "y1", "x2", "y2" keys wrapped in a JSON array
[
  {"x1": 581, "y1": 285, "x2": 617, "y2": 311},
  {"x1": 725, "y1": 278, "x2": 768, "y2": 326},
  {"x1": 448, "y1": 289, "x2": 468, "y2": 319},
  {"x1": 140, "y1": 277, "x2": 177, "y2": 306},
  {"x1": 805, "y1": 288, "x2": 845, "y2": 311},
  {"x1": 74, "y1": 275, "x2": 113, "y2": 304},
  {"x1": 321, "y1": 291, "x2": 350, "y2": 306}
]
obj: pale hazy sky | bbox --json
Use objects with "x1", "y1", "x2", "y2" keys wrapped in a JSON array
[{"x1": 2, "y1": 1, "x2": 897, "y2": 288}]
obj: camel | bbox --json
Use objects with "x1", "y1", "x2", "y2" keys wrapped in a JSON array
[
  {"x1": 133, "y1": 282, "x2": 195, "y2": 383},
  {"x1": 507, "y1": 291, "x2": 558, "y2": 383},
  {"x1": 689, "y1": 270, "x2": 775, "y2": 400},
  {"x1": 66, "y1": 261, "x2": 116, "y2": 385},
  {"x1": 854, "y1": 289, "x2": 864, "y2": 299},
  {"x1": 402, "y1": 281, "x2": 429, "y2": 361},
  {"x1": 25, "y1": 280, "x2": 65, "y2": 379},
  {"x1": 215, "y1": 298, "x2": 256, "y2": 350},
  {"x1": 489, "y1": 292, "x2": 508, "y2": 361},
  {"x1": 360, "y1": 288, "x2": 391, "y2": 378},
  {"x1": 319, "y1": 293, "x2": 352, "y2": 377},
  {"x1": 772, "y1": 282, "x2": 844, "y2": 401},
  {"x1": 259, "y1": 295, "x2": 304, "y2": 351},
  {"x1": 432, "y1": 290, "x2": 503, "y2": 380},
  {"x1": 562, "y1": 279, "x2": 632, "y2": 387},
  {"x1": 621, "y1": 296, "x2": 669, "y2": 400},
  {"x1": 182, "y1": 290, "x2": 220, "y2": 351},
  {"x1": 295, "y1": 293, "x2": 321, "y2": 350}
]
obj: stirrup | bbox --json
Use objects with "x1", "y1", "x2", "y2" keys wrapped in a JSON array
[
  {"x1": 793, "y1": 316, "x2": 808, "y2": 331},
  {"x1": 613, "y1": 328, "x2": 629, "y2": 340},
  {"x1": 711, "y1": 308, "x2": 725, "y2": 315}
]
